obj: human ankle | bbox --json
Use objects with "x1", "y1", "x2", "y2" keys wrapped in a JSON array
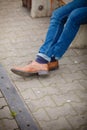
[{"x1": 36, "y1": 56, "x2": 48, "y2": 64}]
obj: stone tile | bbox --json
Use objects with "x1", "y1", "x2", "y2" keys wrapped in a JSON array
[
  {"x1": 26, "y1": 96, "x2": 56, "y2": 113},
  {"x1": 69, "y1": 55, "x2": 87, "y2": 64},
  {"x1": 74, "y1": 89, "x2": 87, "y2": 102},
  {"x1": 61, "y1": 71, "x2": 86, "y2": 82},
  {"x1": 71, "y1": 102, "x2": 87, "y2": 115},
  {"x1": 64, "y1": 49, "x2": 77, "y2": 57},
  {"x1": 52, "y1": 91, "x2": 81, "y2": 106},
  {"x1": 39, "y1": 117, "x2": 73, "y2": 130},
  {"x1": 0, "y1": 119, "x2": 18, "y2": 130},
  {"x1": 0, "y1": 98, "x2": 7, "y2": 108},
  {"x1": 32, "y1": 86, "x2": 61, "y2": 98},
  {"x1": 82, "y1": 69, "x2": 87, "y2": 76},
  {"x1": 0, "y1": 92, "x2": 3, "y2": 98},
  {"x1": 38, "y1": 74, "x2": 66, "y2": 87},
  {"x1": 0, "y1": 106, "x2": 13, "y2": 119},
  {"x1": 59, "y1": 57, "x2": 74, "y2": 65},
  {"x1": 66, "y1": 114, "x2": 87, "y2": 129},
  {"x1": 14, "y1": 78, "x2": 43, "y2": 90},
  {"x1": 57, "y1": 64, "x2": 72, "y2": 74},
  {"x1": 21, "y1": 88, "x2": 37, "y2": 100},
  {"x1": 45, "y1": 104, "x2": 76, "y2": 120},
  {"x1": 66, "y1": 63, "x2": 87, "y2": 73},
  {"x1": 33, "y1": 108, "x2": 50, "y2": 121},
  {"x1": 79, "y1": 79, "x2": 87, "y2": 89},
  {"x1": 80, "y1": 126, "x2": 87, "y2": 130},
  {"x1": 74, "y1": 49, "x2": 87, "y2": 55},
  {"x1": 58, "y1": 81, "x2": 85, "y2": 94}
]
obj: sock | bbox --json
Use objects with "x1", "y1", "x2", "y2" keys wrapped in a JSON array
[
  {"x1": 36, "y1": 56, "x2": 48, "y2": 64},
  {"x1": 51, "y1": 56, "x2": 57, "y2": 62}
]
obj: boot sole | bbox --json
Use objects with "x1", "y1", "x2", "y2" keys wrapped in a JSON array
[
  {"x1": 49, "y1": 66, "x2": 59, "y2": 71},
  {"x1": 11, "y1": 69, "x2": 49, "y2": 77}
]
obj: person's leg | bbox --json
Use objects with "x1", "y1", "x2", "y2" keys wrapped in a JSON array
[
  {"x1": 46, "y1": 7, "x2": 87, "y2": 59},
  {"x1": 11, "y1": 2, "x2": 87, "y2": 76},
  {"x1": 37, "y1": 0, "x2": 87, "y2": 62}
]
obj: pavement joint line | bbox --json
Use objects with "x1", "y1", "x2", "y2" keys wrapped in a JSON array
[
  {"x1": 0, "y1": 105, "x2": 7, "y2": 109},
  {"x1": 0, "y1": 64, "x2": 39, "y2": 130}
]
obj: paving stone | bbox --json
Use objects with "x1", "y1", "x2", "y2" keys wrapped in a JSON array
[
  {"x1": 38, "y1": 74, "x2": 66, "y2": 87},
  {"x1": 71, "y1": 102, "x2": 87, "y2": 115},
  {"x1": 80, "y1": 126, "x2": 87, "y2": 130},
  {"x1": 52, "y1": 91, "x2": 81, "y2": 106},
  {"x1": 56, "y1": 64, "x2": 72, "y2": 74},
  {"x1": 0, "y1": 106, "x2": 13, "y2": 119},
  {"x1": 33, "y1": 108, "x2": 50, "y2": 121},
  {"x1": 57, "y1": 80, "x2": 85, "y2": 94},
  {"x1": 74, "y1": 89, "x2": 87, "y2": 102},
  {"x1": 82, "y1": 69, "x2": 87, "y2": 75},
  {"x1": 32, "y1": 86, "x2": 61, "y2": 98},
  {"x1": 69, "y1": 55, "x2": 87, "y2": 64},
  {"x1": 21, "y1": 88, "x2": 37, "y2": 100},
  {"x1": 79, "y1": 79, "x2": 87, "y2": 89},
  {"x1": 74, "y1": 49, "x2": 87, "y2": 55},
  {"x1": 0, "y1": 98, "x2": 7, "y2": 108},
  {"x1": 66, "y1": 114, "x2": 87, "y2": 129},
  {"x1": 0, "y1": 91, "x2": 3, "y2": 98},
  {"x1": 66, "y1": 63, "x2": 87, "y2": 73},
  {"x1": 26, "y1": 96, "x2": 56, "y2": 113},
  {"x1": 59, "y1": 57, "x2": 74, "y2": 65},
  {"x1": 39, "y1": 117, "x2": 73, "y2": 130},
  {"x1": 64, "y1": 49, "x2": 77, "y2": 57},
  {"x1": 61, "y1": 71, "x2": 86, "y2": 82},
  {"x1": 45, "y1": 104, "x2": 76, "y2": 120},
  {"x1": 14, "y1": 78, "x2": 43, "y2": 90},
  {"x1": 0, "y1": 119, "x2": 18, "y2": 130}
]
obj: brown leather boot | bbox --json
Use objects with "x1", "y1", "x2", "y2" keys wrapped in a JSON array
[
  {"x1": 11, "y1": 61, "x2": 49, "y2": 77},
  {"x1": 27, "y1": 60, "x2": 59, "y2": 71},
  {"x1": 48, "y1": 60, "x2": 59, "y2": 71}
]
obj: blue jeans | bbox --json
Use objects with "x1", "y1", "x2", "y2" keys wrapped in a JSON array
[{"x1": 37, "y1": 0, "x2": 87, "y2": 61}]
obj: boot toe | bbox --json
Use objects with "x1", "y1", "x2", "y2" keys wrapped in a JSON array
[{"x1": 11, "y1": 61, "x2": 49, "y2": 77}]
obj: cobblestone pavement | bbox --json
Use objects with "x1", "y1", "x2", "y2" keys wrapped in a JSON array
[
  {"x1": 0, "y1": 91, "x2": 20, "y2": 130},
  {"x1": 0, "y1": 0, "x2": 87, "y2": 130}
]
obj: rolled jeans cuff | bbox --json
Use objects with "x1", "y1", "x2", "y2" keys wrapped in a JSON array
[{"x1": 37, "y1": 53, "x2": 51, "y2": 62}]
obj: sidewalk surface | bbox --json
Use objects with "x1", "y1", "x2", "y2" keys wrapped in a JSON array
[{"x1": 0, "y1": 0, "x2": 87, "y2": 130}]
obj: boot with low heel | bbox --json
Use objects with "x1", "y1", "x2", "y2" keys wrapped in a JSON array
[{"x1": 11, "y1": 61, "x2": 49, "y2": 77}]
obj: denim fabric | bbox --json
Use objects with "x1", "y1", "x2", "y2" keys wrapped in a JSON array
[{"x1": 37, "y1": 0, "x2": 87, "y2": 61}]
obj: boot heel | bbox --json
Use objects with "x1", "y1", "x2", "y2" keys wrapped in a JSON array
[{"x1": 38, "y1": 71, "x2": 49, "y2": 76}]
